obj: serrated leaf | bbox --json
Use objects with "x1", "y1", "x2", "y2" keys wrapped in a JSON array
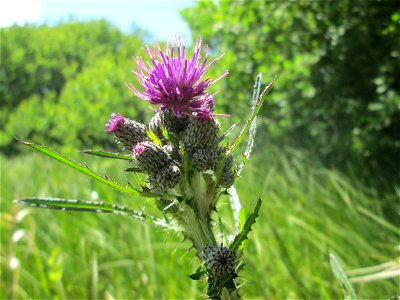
[
  {"x1": 189, "y1": 265, "x2": 206, "y2": 280},
  {"x1": 239, "y1": 208, "x2": 246, "y2": 231},
  {"x1": 236, "y1": 74, "x2": 262, "y2": 176},
  {"x1": 82, "y1": 150, "x2": 133, "y2": 161},
  {"x1": 19, "y1": 141, "x2": 159, "y2": 198},
  {"x1": 147, "y1": 129, "x2": 162, "y2": 146},
  {"x1": 16, "y1": 197, "x2": 175, "y2": 230},
  {"x1": 330, "y1": 253, "x2": 357, "y2": 300},
  {"x1": 227, "y1": 76, "x2": 274, "y2": 156},
  {"x1": 229, "y1": 198, "x2": 261, "y2": 251}
]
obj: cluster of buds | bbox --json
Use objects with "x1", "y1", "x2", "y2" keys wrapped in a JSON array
[
  {"x1": 106, "y1": 109, "x2": 235, "y2": 192},
  {"x1": 105, "y1": 37, "x2": 244, "y2": 298}
]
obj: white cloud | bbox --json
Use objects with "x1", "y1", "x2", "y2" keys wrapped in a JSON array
[{"x1": 0, "y1": 0, "x2": 42, "y2": 27}]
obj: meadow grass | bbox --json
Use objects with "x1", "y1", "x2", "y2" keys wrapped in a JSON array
[{"x1": 1, "y1": 145, "x2": 398, "y2": 299}]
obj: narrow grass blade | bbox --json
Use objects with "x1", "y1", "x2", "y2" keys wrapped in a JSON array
[
  {"x1": 227, "y1": 76, "x2": 274, "y2": 156},
  {"x1": 350, "y1": 268, "x2": 400, "y2": 283},
  {"x1": 330, "y1": 253, "x2": 357, "y2": 300},
  {"x1": 20, "y1": 141, "x2": 159, "y2": 198},
  {"x1": 229, "y1": 198, "x2": 261, "y2": 251},
  {"x1": 82, "y1": 150, "x2": 133, "y2": 161},
  {"x1": 237, "y1": 74, "x2": 262, "y2": 176},
  {"x1": 16, "y1": 197, "x2": 173, "y2": 229},
  {"x1": 268, "y1": 219, "x2": 309, "y2": 299}
]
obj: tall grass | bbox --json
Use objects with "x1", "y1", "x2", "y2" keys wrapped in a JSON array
[{"x1": 1, "y1": 145, "x2": 398, "y2": 299}]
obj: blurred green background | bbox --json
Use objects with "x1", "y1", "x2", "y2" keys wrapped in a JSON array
[{"x1": 1, "y1": 0, "x2": 399, "y2": 299}]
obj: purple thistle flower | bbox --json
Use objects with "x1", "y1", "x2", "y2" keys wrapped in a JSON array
[
  {"x1": 106, "y1": 113, "x2": 125, "y2": 132},
  {"x1": 132, "y1": 142, "x2": 146, "y2": 156},
  {"x1": 126, "y1": 37, "x2": 228, "y2": 119}
]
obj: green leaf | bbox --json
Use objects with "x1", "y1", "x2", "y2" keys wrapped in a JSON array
[
  {"x1": 218, "y1": 121, "x2": 239, "y2": 143},
  {"x1": 229, "y1": 198, "x2": 261, "y2": 251},
  {"x1": 188, "y1": 265, "x2": 206, "y2": 280},
  {"x1": 227, "y1": 76, "x2": 274, "y2": 156},
  {"x1": 82, "y1": 150, "x2": 133, "y2": 161},
  {"x1": 147, "y1": 129, "x2": 162, "y2": 146},
  {"x1": 161, "y1": 126, "x2": 179, "y2": 145},
  {"x1": 330, "y1": 253, "x2": 357, "y2": 300},
  {"x1": 20, "y1": 141, "x2": 159, "y2": 198},
  {"x1": 16, "y1": 197, "x2": 174, "y2": 229}
]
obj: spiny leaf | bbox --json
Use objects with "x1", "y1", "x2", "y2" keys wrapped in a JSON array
[
  {"x1": 189, "y1": 265, "x2": 207, "y2": 280},
  {"x1": 229, "y1": 198, "x2": 261, "y2": 251},
  {"x1": 82, "y1": 150, "x2": 133, "y2": 161},
  {"x1": 330, "y1": 253, "x2": 358, "y2": 300},
  {"x1": 236, "y1": 73, "x2": 262, "y2": 176},
  {"x1": 227, "y1": 76, "x2": 275, "y2": 156},
  {"x1": 16, "y1": 197, "x2": 175, "y2": 230},
  {"x1": 19, "y1": 141, "x2": 159, "y2": 198}
]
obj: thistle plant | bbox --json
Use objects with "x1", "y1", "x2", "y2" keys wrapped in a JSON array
[{"x1": 17, "y1": 37, "x2": 273, "y2": 299}]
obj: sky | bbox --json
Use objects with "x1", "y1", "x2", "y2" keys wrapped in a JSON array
[{"x1": 0, "y1": 0, "x2": 194, "y2": 41}]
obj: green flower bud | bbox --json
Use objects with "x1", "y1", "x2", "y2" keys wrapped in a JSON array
[
  {"x1": 132, "y1": 141, "x2": 171, "y2": 175},
  {"x1": 106, "y1": 113, "x2": 148, "y2": 148},
  {"x1": 218, "y1": 155, "x2": 235, "y2": 188},
  {"x1": 203, "y1": 245, "x2": 236, "y2": 278},
  {"x1": 192, "y1": 148, "x2": 219, "y2": 171},
  {"x1": 149, "y1": 164, "x2": 182, "y2": 190},
  {"x1": 184, "y1": 118, "x2": 220, "y2": 152},
  {"x1": 149, "y1": 110, "x2": 189, "y2": 140}
]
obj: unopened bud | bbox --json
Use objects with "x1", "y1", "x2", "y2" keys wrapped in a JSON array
[
  {"x1": 203, "y1": 245, "x2": 236, "y2": 278},
  {"x1": 106, "y1": 113, "x2": 148, "y2": 148},
  {"x1": 184, "y1": 118, "x2": 220, "y2": 152},
  {"x1": 132, "y1": 141, "x2": 171, "y2": 175},
  {"x1": 150, "y1": 164, "x2": 182, "y2": 190},
  {"x1": 149, "y1": 110, "x2": 189, "y2": 140},
  {"x1": 192, "y1": 148, "x2": 219, "y2": 171},
  {"x1": 163, "y1": 144, "x2": 182, "y2": 163},
  {"x1": 218, "y1": 154, "x2": 235, "y2": 188}
]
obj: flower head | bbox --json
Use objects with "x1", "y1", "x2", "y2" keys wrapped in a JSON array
[
  {"x1": 127, "y1": 37, "x2": 228, "y2": 119},
  {"x1": 203, "y1": 245, "x2": 236, "y2": 278},
  {"x1": 106, "y1": 113, "x2": 148, "y2": 148},
  {"x1": 106, "y1": 113, "x2": 125, "y2": 132}
]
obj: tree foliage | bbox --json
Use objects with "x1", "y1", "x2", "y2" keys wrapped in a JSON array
[
  {"x1": 182, "y1": 0, "x2": 400, "y2": 179},
  {"x1": 1, "y1": 20, "x2": 149, "y2": 152}
]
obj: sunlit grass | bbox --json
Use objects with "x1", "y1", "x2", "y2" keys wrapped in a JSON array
[{"x1": 1, "y1": 146, "x2": 398, "y2": 299}]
